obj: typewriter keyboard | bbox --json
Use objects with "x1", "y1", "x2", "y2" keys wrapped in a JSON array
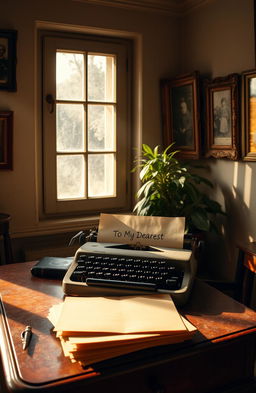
[{"x1": 70, "y1": 253, "x2": 184, "y2": 292}]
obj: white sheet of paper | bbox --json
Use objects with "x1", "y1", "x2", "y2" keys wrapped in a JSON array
[{"x1": 97, "y1": 213, "x2": 185, "y2": 249}]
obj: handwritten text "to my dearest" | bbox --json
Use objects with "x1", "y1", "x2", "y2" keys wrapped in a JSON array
[{"x1": 113, "y1": 230, "x2": 164, "y2": 242}]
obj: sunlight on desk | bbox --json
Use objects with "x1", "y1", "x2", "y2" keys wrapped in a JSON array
[{"x1": 0, "y1": 262, "x2": 255, "y2": 393}]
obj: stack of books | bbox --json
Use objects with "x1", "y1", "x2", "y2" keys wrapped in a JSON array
[{"x1": 48, "y1": 294, "x2": 196, "y2": 367}]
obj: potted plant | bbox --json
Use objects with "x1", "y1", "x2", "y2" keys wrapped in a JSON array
[{"x1": 133, "y1": 143, "x2": 225, "y2": 236}]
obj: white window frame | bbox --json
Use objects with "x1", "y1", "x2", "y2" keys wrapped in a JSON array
[{"x1": 40, "y1": 32, "x2": 132, "y2": 216}]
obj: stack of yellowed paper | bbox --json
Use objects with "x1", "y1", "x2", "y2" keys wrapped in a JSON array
[{"x1": 48, "y1": 295, "x2": 196, "y2": 367}]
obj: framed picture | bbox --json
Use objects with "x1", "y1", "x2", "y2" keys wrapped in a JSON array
[
  {"x1": 161, "y1": 71, "x2": 201, "y2": 159},
  {"x1": 204, "y1": 73, "x2": 240, "y2": 160},
  {"x1": 0, "y1": 111, "x2": 13, "y2": 170},
  {"x1": 0, "y1": 30, "x2": 17, "y2": 91},
  {"x1": 241, "y1": 69, "x2": 256, "y2": 161}
]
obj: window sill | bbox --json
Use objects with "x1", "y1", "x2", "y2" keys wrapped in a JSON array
[{"x1": 11, "y1": 215, "x2": 100, "y2": 239}]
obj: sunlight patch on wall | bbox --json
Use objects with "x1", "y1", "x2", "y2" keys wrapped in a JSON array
[
  {"x1": 243, "y1": 164, "x2": 252, "y2": 208},
  {"x1": 232, "y1": 161, "x2": 238, "y2": 197}
]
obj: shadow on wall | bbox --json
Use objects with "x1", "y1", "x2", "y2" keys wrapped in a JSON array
[
  {"x1": 207, "y1": 161, "x2": 255, "y2": 281},
  {"x1": 221, "y1": 161, "x2": 256, "y2": 246},
  {"x1": 199, "y1": 160, "x2": 255, "y2": 281},
  {"x1": 222, "y1": 185, "x2": 251, "y2": 246},
  {"x1": 218, "y1": 184, "x2": 251, "y2": 279}
]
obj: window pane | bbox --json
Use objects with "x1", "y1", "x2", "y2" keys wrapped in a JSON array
[
  {"x1": 56, "y1": 52, "x2": 84, "y2": 101},
  {"x1": 57, "y1": 155, "x2": 85, "y2": 199},
  {"x1": 88, "y1": 54, "x2": 116, "y2": 102},
  {"x1": 88, "y1": 154, "x2": 115, "y2": 197},
  {"x1": 43, "y1": 35, "x2": 129, "y2": 215},
  {"x1": 88, "y1": 105, "x2": 115, "y2": 151},
  {"x1": 56, "y1": 104, "x2": 85, "y2": 152}
]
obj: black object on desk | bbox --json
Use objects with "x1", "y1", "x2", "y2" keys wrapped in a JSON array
[{"x1": 31, "y1": 256, "x2": 73, "y2": 279}]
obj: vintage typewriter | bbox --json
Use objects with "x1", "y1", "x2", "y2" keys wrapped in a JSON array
[{"x1": 62, "y1": 237, "x2": 197, "y2": 306}]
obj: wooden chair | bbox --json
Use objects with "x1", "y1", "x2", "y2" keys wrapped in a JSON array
[
  {"x1": 0, "y1": 213, "x2": 13, "y2": 264},
  {"x1": 234, "y1": 243, "x2": 256, "y2": 307},
  {"x1": 205, "y1": 242, "x2": 256, "y2": 309}
]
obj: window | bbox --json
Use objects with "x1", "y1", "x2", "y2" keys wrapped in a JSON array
[{"x1": 41, "y1": 33, "x2": 131, "y2": 216}]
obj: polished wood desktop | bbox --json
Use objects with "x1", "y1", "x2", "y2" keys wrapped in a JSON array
[{"x1": 0, "y1": 261, "x2": 256, "y2": 393}]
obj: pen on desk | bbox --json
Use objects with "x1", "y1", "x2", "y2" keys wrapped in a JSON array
[{"x1": 21, "y1": 326, "x2": 32, "y2": 350}]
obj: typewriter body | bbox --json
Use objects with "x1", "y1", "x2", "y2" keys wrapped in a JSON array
[{"x1": 63, "y1": 241, "x2": 197, "y2": 306}]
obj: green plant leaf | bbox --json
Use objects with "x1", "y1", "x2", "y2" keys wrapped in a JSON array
[
  {"x1": 163, "y1": 143, "x2": 176, "y2": 155},
  {"x1": 139, "y1": 163, "x2": 151, "y2": 180},
  {"x1": 153, "y1": 145, "x2": 159, "y2": 156},
  {"x1": 191, "y1": 211, "x2": 210, "y2": 232},
  {"x1": 142, "y1": 144, "x2": 154, "y2": 158},
  {"x1": 132, "y1": 142, "x2": 226, "y2": 233},
  {"x1": 137, "y1": 180, "x2": 154, "y2": 198},
  {"x1": 133, "y1": 196, "x2": 149, "y2": 215},
  {"x1": 203, "y1": 197, "x2": 225, "y2": 214},
  {"x1": 178, "y1": 176, "x2": 186, "y2": 186},
  {"x1": 183, "y1": 182, "x2": 199, "y2": 202}
]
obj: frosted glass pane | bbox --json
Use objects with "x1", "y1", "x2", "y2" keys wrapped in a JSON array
[
  {"x1": 56, "y1": 52, "x2": 84, "y2": 101},
  {"x1": 88, "y1": 105, "x2": 115, "y2": 151},
  {"x1": 88, "y1": 54, "x2": 116, "y2": 102},
  {"x1": 56, "y1": 104, "x2": 84, "y2": 152},
  {"x1": 57, "y1": 155, "x2": 85, "y2": 199},
  {"x1": 88, "y1": 154, "x2": 115, "y2": 197}
]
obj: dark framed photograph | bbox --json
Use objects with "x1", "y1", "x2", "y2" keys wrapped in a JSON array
[
  {"x1": 0, "y1": 30, "x2": 17, "y2": 91},
  {"x1": 0, "y1": 111, "x2": 13, "y2": 170},
  {"x1": 204, "y1": 73, "x2": 240, "y2": 160},
  {"x1": 161, "y1": 71, "x2": 201, "y2": 159},
  {"x1": 241, "y1": 69, "x2": 256, "y2": 161}
]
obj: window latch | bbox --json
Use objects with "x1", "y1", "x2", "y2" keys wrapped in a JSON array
[{"x1": 45, "y1": 94, "x2": 55, "y2": 114}]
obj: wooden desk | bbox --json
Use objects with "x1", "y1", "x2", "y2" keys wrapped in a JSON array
[{"x1": 0, "y1": 262, "x2": 256, "y2": 393}]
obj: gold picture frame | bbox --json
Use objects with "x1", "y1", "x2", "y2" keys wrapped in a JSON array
[
  {"x1": 161, "y1": 71, "x2": 201, "y2": 159},
  {"x1": 204, "y1": 73, "x2": 240, "y2": 160},
  {"x1": 241, "y1": 69, "x2": 256, "y2": 161}
]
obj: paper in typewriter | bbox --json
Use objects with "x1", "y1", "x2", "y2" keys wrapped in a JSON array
[{"x1": 97, "y1": 213, "x2": 185, "y2": 249}]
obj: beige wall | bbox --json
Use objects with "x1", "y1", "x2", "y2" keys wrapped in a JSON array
[
  {"x1": 1, "y1": 0, "x2": 256, "y2": 279},
  {"x1": 0, "y1": 0, "x2": 179, "y2": 240},
  {"x1": 182, "y1": 0, "x2": 255, "y2": 279},
  {"x1": 181, "y1": 0, "x2": 254, "y2": 77}
]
